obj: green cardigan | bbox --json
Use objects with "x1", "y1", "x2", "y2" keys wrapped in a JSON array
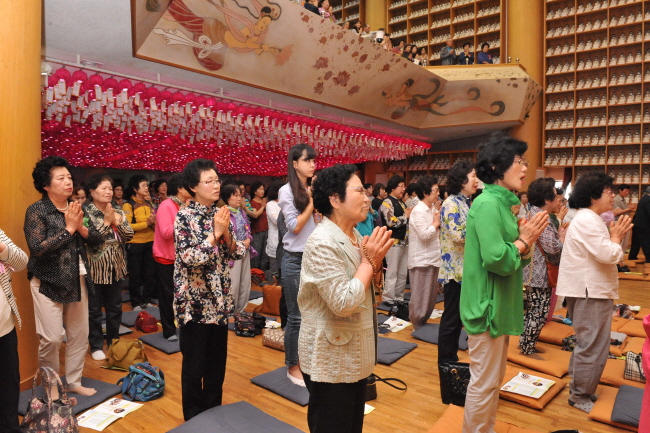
[{"x1": 460, "y1": 183, "x2": 528, "y2": 338}]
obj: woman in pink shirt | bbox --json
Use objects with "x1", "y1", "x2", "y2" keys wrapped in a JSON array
[{"x1": 153, "y1": 174, "x2": 192, "y2": 341}]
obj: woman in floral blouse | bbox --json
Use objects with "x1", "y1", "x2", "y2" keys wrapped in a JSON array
[
  {"x1": 84, "y1": 173, "x2": 134, "y2": 361},
  {"x1": 174, "y1": 158, "x2": 246, "y2": 421},
  {"x1": 520, "y1": 178, "x2": 565, "y2": 355}
]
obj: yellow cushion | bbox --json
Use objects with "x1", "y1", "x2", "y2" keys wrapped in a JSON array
[
  {"x1": 537, "y1": 321, "x2": 575, "y2": 346},
  {"x1": 553, "y1": 307, "x2": 568, "y2": 318},
  {"x1": 507, "y1": 339, "x2": 571, "y2": 378},
  {"x1": 588, "y1": 385, "x2": 639, "y2": 432},
  {"x1": 619, "y1": 319, "x2": 646, "y2": 338},
  {"x1": 426, "y1": 404, "x2": 545, "y2": 433},
  {"x1": 634, "y1": 308, "x2": 650, "y2": 320},
  {"x1": 499, "y1": 364, "x2": 567, "y2": 410},
  {"x1": 610, "y1": 337, "x2": 629, "y2": 357},
  {"x1": 623, "y1": 337, "x2": 645, "y2": 355},
  {"x1": 611, "y1": 317, "x2": 629, "y2": 332},
  {"x1": 599, "y1": 358, "x2": 646, "y2": 389}
]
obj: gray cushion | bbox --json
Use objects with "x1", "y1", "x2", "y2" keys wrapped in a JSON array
[
  {"x1": 167, "y1": 401, "x2": 303, "y2": 433},
  {"x1": 139, "y1": 331, "x2": 180, "y2": 354},
  {"x1": 121, "y1": 291, "x2": 130, "y2": 302},
  {"x1": 250, "y1": 367, "x2": 310, "y2": 406},
  {"x1": 611, "y1": 385, "x2": 643, "y2": 427},
  {"x1": 121, "y1": 307, "x2": 160, "y2": 327},
  {"x1": 249, "y1": 290, "x2": 263, "y2": 300},
  {"x1": 377, "y1": 337, "x2": 418, "y2": 365},
  {"x1": 19, "y1": 376, "x2": 121, "y2": 416},
  {"x1": 410, "y1": 323, "x2": 469, "y2": 351},
  {"x1": 102, "y1": 322, "x2": 132, "y2": 336}
]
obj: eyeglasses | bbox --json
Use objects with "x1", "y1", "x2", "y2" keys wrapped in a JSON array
[
  {"x1": 347, "y1": 186, "x2": 366, "y2": 195},
  {"x1": 603, "y1": 189, "x2": 614, "y2": 196},
  {"x1": 513, "y1": 158, "x2": 529, "y2": 167},
  {"x1": 431, "y1": 187, "x2": 439, "y2": 193},
  {"x1": 200, "y1": 179, "x2": 221, "y2": 186}
]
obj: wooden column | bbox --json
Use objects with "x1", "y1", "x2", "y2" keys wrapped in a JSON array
[
  {"x1": 365, "y1": 0, "x2": 387, "y2": 31},
  {"x1": 0, "y1": 0, "x2": 43, "y2": 388},
  {"x1": 507, "y1": 0, "x2": 544, "y2": 188}
]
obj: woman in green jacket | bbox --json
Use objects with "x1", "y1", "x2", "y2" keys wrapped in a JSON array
[{"x1": 460, "y1": 133, "x2": 548, "y2": 433}]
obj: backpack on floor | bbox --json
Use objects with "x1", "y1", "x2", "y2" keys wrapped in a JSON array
[
  {"x1": 117, "y1": 362, "x2": 165, "y2": 402},
  {"x1": 234, "y1": 312, "x2": 266, "y2": 337},
  {"x1": 135, "y1": 311, "x2": 159, "y2": 333}
]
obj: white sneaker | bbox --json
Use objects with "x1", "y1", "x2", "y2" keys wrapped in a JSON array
[
  {"x1": 287, "y1": 371, "x2": 306, "y2": 387},
  {"x1": 167, "y1": 335, "x2": 178, "y2": 342},
  {"x1": 92, "y1": 350, "x2": 106, "y2": 361}
]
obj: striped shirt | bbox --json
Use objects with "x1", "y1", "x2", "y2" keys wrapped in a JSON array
[{"x1": 0, "y1": 229, "x2": 28, "y2": 334}]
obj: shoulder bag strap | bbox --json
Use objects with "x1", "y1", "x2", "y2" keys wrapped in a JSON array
[{"x1": 371, "y1": 373, "x2": 407, "y2": 391}]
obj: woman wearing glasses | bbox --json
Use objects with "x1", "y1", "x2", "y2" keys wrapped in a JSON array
[
  {"x1": 556, "y1": 172, "x2": 632, "y2": 413},
  {"x1": 174, "y1": 159, "x2": 246, "y2": 420},
  {"x1": 298, "y1": 164, "x2": 393, "y2": 433},
  {"x1": 461, "y1": 133, "x2": 548, "y2": 432}
]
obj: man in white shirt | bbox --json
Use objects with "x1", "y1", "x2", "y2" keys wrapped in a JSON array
[{"x1": 407, "y1": 176, "x2": 442, "y2": 329}]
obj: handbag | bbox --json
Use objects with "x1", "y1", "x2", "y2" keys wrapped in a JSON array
[
  {"x1": 103, "y1": 339, "x2": 148, "y2": 371},
  {"x1": 234, "y1": 312, "x2": 266, "y2": 337},
  {"x1": 262, "y1": 328, "x2": 285, "y2": 351},
  {"x1": 365, "y1": 373, "x2": 407, "y2": 402},
  {"x1": 253, "y1": 278, "x2": 282, "y2": 316},
  {"x1": 135, "y1": 311, "x2": 159, "y2": 333},
  {"x1": 438, "y1": 362, "x2": 471, "y2": 406},
  {"x1": 624, "y1": 351, "x2": 646, "y2": 383},
  {"x1": 388, "y1": 301, "x2": 410, "y2": 321},
  {"x1": 20, "y1": 366, "x2": 79, "y2": 433},
  {"x1": 536, "y1": 240, "x2": 559, "y2": 288}
]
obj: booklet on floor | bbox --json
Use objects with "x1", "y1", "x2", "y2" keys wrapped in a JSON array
[
  {"x1": 77, "y1": 398, "x2": 143, "y2": 431},
  {"x1": 500, "y1": 372, "x2": 555, "y2": 399}
]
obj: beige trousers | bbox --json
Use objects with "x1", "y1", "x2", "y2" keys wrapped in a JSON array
[
  {"x1": 408, "y1": 266, "x2": 439, "y2": 329},
  {"x1": 31, "y1": 277, "x2": 89, "y2": 389},
  {"x1": 463, "y1": 332, "x2": 509, "y2": 433},
  {"x1": 230, "y1": 250, "x2": 251, "y2": 313}
]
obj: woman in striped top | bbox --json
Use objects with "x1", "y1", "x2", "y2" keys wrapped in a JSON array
[{"x1": 84, "y1": 173, "x2": 134, "y2": 361}]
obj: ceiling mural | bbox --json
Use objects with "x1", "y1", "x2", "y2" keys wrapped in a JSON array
[{"x1": 132, "y1": 0, "x2": 541, "y2": 131}]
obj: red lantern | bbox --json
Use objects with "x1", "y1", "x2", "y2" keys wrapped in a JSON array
[
  {"x1": 146, "y1": 86, "x2": 160, "y2": 100},
  {"x1": 87, "y1": 73, "x2": 104, "y2": 87},
  {"x1": 172, "y1": 91, "x2": 186, "y2": 104},
  {"x1": 160, "y1": 90, "x2": 173, "y2": 102},
  {"x1": 103, "y1": 77, "x2": 119, "y2": 93}
]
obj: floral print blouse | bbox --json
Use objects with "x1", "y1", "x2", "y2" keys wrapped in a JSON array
[
  {"x1": 380, "y1": 197, "x2": 409, "y2": 246},
  {"x1": 523, "y1": 205, "x2": 563, "y2": 289},
  {"x1": 438, "y1": 194, "x2": 471, "y2": 284},
  {"x1": 173, "y1": 200, "x2": 245, "y2": 327}
]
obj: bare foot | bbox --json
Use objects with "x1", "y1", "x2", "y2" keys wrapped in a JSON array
[{"x1": 65, "y1": 385, "x2": 96, "y2": 396}]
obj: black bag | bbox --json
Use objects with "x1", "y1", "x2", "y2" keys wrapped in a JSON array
[
  {"x1": 438, "y1": 362, "x2": 471, "y2": 406},
  {"x1": 388, "y1": 301, "x2": 410, "y2": 321},
  {"x1": 234, "y1": 312, "x2": 266, "y2": 337},
  {"x1": 365, "y1": 374, "x2": 407, "y2": 402}
]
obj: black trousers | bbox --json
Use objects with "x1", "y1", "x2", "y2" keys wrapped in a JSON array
[
  {"x1": 302, "y1": 372, "x2": 366, "y2": 433},
  {"x1": 179, "y1": 322, "x2": 228, "y2": 421},
  {"x1": 628, "y1": 226, "x2": 650, "y2": 262},
  {"x1": 0, "y1": 329, "x2": 20, "y2": 433},
  {"x1": 437, "y1": 279, "x2": 463, "y2": 365},
  {"x1": 88, "y1": 281, "x2": 123, "y2": 351},
  {"x1": 126, "y1": 242, "x2": 156, "y2": 307},
  {"x1": 154, "y1": 261, "x2": 177, "y2": 338}
]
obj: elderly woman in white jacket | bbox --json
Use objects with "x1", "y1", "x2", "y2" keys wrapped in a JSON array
[
  {"x1": 0, "y1": 228, "x2": 28, "y2": 433},
  {"x1": 556, "y1": 172, "x2": 632, "y2": 414},
  {"x1": 407, "y1": 176, "x2": 442, "y2": 329},
  {"x1": 298, "y1": 164, "x2": 393, "y2": 433}
]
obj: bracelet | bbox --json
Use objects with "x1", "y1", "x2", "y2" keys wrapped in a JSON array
[
  {"x1": 362, "y1": 243, "x2": 381, "y2": 274},
  {"x1": 516, "y1": 237, "x2": 529, "y2": 251}
]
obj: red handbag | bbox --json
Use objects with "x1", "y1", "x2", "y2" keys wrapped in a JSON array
[{"x1": 135, "y1": 311, "x2": 159, "y2": 333}]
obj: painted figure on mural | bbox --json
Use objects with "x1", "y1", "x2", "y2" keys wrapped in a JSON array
[{"x1": 157, "y1": 0, "x2": 293, "y2": 70}]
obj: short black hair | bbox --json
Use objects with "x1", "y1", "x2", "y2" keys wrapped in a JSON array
[
  {"x1": 126, "y1": 175, "x2": 149, "y2": 200},
  {"x1": 386, "y1": 175, "x2": 405, "y2": 194},
  {"x1": 463, "y1": 42, "x2": 470, "y2": 48},
  {"x1": 32, "y1": 155, "x2": 72, "y2": 194},
  {"x1": 84, "y1": 173, "x2": 113, "y2": 200},
  {"x1": 476, "y1": 132, "x2": 528, "y2": 184},
  {"x1": 167, "y1": 173, "x2": 184, "y2": 197},
  {"x1": 372, "y1": 183, "x2": 385, "y2": 198},
  {"x1": 446, "y1": 160, "x2": 475, "y2": 195},
  {"x1": 312, "y1": 164, "x2": 357, "y2": 218},
  {"x1": 415, "y1": 176, "x2": 438, "y2": 200},
  {"x1": 363, "y1": 183, "x2": 373, "y2": 190},
  {"x1": 220, "y1": 183, "x2": 240, "y2": 203},
  {"x1": 405, "y1": 182, "x2": 419, "y2": 197},
  {"x1": 266, "y1": 179, "x2": 284, "y2": 202},
  {"x1": 618, "y1": 184, "x2": 630, "y2": 191},
  {"x1": 517, "y1": 192, "x2": 527, "y2": 200},
  {"x1": 527, "y1": 178, "x2": 556, "y2": 208},
  {"x1": 568, "y1": 172, "x2": 613, "y2": 209},
  {"x1": 237, "y1": 180, "x2": 245, "y2": 187},
  {"x1": 250, "y1": 181, "x2": 265, "y2": 198},
  {"x1": 481, "y1": 42, "x2": 490, "y2": 50},
  {"x1": 556, "y1": 186, "x2": 565, "y2": 196},
  {"x1": 182, "y1": 158, "x2": 217, "y2": 198}
]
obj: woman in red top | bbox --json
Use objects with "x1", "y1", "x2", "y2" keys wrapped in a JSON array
[{"x1": 246, "y1": 181, "x2": 269, "y2": 270}]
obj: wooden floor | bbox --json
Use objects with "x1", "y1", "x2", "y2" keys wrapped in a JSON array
[{"x1": 70, "y1": 277, "x2": 649, "y2": 433}]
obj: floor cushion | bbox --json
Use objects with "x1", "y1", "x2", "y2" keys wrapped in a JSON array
[
  {"x1": 166, "y1": 401, "x2": 303, "y2": 433},
  {"x1": 611, "y1": 385, "x2": 644, "y2": 428},
  {"x1": 18, "y1": 376, "x2": 121, "y2": 416},
  {"x1": 537, "y1": 321, "x2": 575, "y2": 346},
  {"x1": 498, "y1": 364, "x2": 568, "y2": 410},
  {"x1": 410, "y1": 323, "x2": 469, "y2": 351},
  {"x1": 426, "y1": 404, "x2": 545, "y2": 433},
  {"x1": 250, "y1": 367, "x2": 309, "y2": 406},
  {"x1": 599, "y1": 358, "x2": 646, "y2": 389},
  {"x1": 377, "y1": 337, "x2": 418, "y2": 365},
  {"x1": 619, "y1": 319, "x2": 646, "y2": 338},
  {"x1": 249, "y1": 290, "x2": 263, "y2": 300},
  {"x1": 506, "y1": 339, "x2": 571, "y2": 378},
  {"x1": 139, "y1": 330, "x2": 180, "y2": 354},
  {"x1": 624, "y1": 337, "x2": 645, "y2": 355},
  {"x1": 611, "y1": 316, "x2": 629, "y2": 332},
  {"x1": 588, "y1": 385, "x2": 638, "y2": 432},
  {"x1": 634, "y1": 308, "x2": 650, "y2": 320}
]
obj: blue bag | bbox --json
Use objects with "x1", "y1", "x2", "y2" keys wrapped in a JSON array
[{"x1": 117, "y1": 362, "x2": 165, "y2": 401}]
